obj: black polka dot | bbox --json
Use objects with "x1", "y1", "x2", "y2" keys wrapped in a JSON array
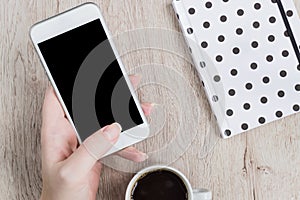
[
  {"x1": 258, "y1": 117, "x2": 266, "y2": 124},
  {"x1": 254, "y1": 3, "x2": 261, "y2": 10},
  {"x1": 226, "y1": 109, "x2": 233, "y2": 116},
  {"x1": 205, "y1": 2, "x2": 212, "y2": 8},
  {"x1": 224, "y1": 129, "x2": 231, "y2": 136},
  {"x1": 203, "y1": 21, "x2": 210, "y2": 28},
  {"x1": 189, "y1": 47, "x2": 192, "y2": 53},
  {"x1": 188, "y1": 8, "x2": 195, "y2": 15},
  {"x1": 236, "y1": 28, "x2": 243, "y2": 35},
  {"x1": 230, "y1": 69, "x2": 238, "y2": 76},
  {"x1": 233, "y1": 47, "x2": 240, "y2": 54},
  {"x1": 269, "y1": 16, "x2": 276, "y2": 23},
  {"x1": 275, "y1": 111, "x2": 283, "y2": 118},
  {"x1": 287, "y1": 10, "x2": 293, "y2": 17},
  {"x1": 297, "y1": 65, "x2": 300, "y2": 71},
  {"x1": 271, "y1": 0, "x2": 277, "y2": 3},
  {"x1": 200, "y1": 61, "x2": 206, "y2": 68},
  {"x1": 220, "y1": 15, "x2": 227, "y2": 22},
  {"x1": 223, "y1": 0, "x2": 229, "y2": 2},
  {"x1": 241, "y1": 123, "x2": 249, "y2": 130},
  {"x1": 250, "y1": 62, "x2": 258, "y2": 70},
  {"x1": 201, "y1": 41, "x2": 208, "y2": 48},
  {"x1": 251, "y1": 41, "x2": 258, "y2": 48},
  {"x1": 218, "y1": 35, "x2": 225, "y2": 42},
  {"x1": 282, "y1": 50, "x2": 289, "y2": 57},
  {"x1": 253, "y1": 21, "x2": 260, "y2": 28},
  {"x1": 214, "y1": 75, "x2": 221, "y2": 82},
  {"x1": 293, "y1": 104, "x2": 300, "y2": 111},
  {"x1": 268, "y1": 35, "x2": 275, "y2": 42},
  {"x1": 237, "y1": 9, "x2": 244, "y2": 16},
  {"x1": 284, "y1": 30, "x2": 289, "y2": 37},
  {"x1": 176, "y1": 14, "x2": 179, "y2": 19},
  {"x1": 243, "y1": 103, "x2": 251, "y2": 110},
  {"x1": 228, "y1": 89, "x2": 236, "y2": 96},
  {"x1": 216, "y1": 55, "x2": 223, "y2": 62},
  {"x1": 245, "y1": 83, "x2": 253, "y2": 90},
  {"x1": 279, "y1": 70, "x2": 287, "y2": 77},
  {"x1": 260, "y1": 97, "x2": 268, "y2": 104},
  {"x1": 295, "y1": 84, "x2": 300, "y2": 91},
  {"x1": 262, "y1": 76, "x2": 270, "y2": 84},
  {"x1": 268, "y1": 55, "x2": 274, "y2": 61},
  {"x1": 212, "y1": 95, "x2": 219, "y2": 102},
  {"x1": 187, "y1": 28, "x2": 193, "y2": 34},
  {"x1": 277, "y1": 90, "x2": 285, "y2": 98}
]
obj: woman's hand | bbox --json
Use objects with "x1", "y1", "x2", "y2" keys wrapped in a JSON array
[{"x1": 40, "y1": 74, "x2": 152, "y2": 200}]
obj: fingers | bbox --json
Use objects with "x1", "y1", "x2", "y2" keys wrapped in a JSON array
[
  {"x1": 129, "y1": 74, "x2": 155, "y2": 116},
  {"x1": 117, "y1": 146, "x2": 148, "y2": 162},
  {"x1": 124, "y1": 76, "x2": 152, "y2": 163},
  {"x1": 129, "y1": 74, "x2": 142, "y2": 90},
  {"x1": 141, "y1": 103, "x2": 155, "y2": 116},
  {"x1": 41, "y1": 86, "x2": 75, "y2": 166},
  {"x1": 42, "y1": 86, "x2": 65, "y2": 122},
  {"x1": 60, "y1": 123, "x2": 121, "y2": 180}
]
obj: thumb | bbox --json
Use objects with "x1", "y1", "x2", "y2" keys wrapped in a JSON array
[{"x1": 60, "y1": 123, "x2": 122, "y2": 180}]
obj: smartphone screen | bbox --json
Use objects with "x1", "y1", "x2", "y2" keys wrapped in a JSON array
[{"x1": 38, "y1": 19, "x2": 143, "y2": 141}]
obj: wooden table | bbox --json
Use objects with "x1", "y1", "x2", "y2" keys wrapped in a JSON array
[{"x1": 1, "y1": 0, "x2": 300, "y2": 199}]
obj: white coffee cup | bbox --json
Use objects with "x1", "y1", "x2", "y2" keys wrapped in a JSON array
[{"x1": 125, "y1": 165, "x2": 212, "y2": 200}]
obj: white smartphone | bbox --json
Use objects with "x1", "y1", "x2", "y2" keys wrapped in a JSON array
[{"x1": 30, "y1": 3, "x2": 149, "y2": 156}]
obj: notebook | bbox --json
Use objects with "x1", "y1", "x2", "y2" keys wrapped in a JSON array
[{"x1": 172, "y1": 0, "x2": 300, "y2": 138}]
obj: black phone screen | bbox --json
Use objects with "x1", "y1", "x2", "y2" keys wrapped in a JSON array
[{"x1": 38, "y1": 19, "x2": 143, "y2": 141}]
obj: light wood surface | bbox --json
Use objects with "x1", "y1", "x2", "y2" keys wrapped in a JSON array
[{"x1": 1, "y1": 0, "x2": 300, "y2": 199}]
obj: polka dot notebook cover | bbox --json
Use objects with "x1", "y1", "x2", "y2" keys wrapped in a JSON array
[{"x1": 172, "y1": 0, "x2": 300, "y2": 138}]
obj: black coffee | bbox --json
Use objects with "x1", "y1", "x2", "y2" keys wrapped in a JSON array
[{"x1": 131, "y1": 169, "x2": 188, "y2": 200}]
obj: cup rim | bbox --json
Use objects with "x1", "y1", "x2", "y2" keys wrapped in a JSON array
[{"x1": 125, "y1": 165, "x2": 193, "y2": 200}]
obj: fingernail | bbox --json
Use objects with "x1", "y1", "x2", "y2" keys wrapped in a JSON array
[
  {"x1": 138, "y1": 153, "x2": 149, "y2": 162},
  {"x1": 113, "y1": 122, "x2": 122, "y2": 132},
  {"x1": 148, "y1": 103, "x2": 159, "y2": 114},
  {"x1": 151, "y1": 103, "x2": 159, "y2": 107},
  {"x1": 133, "y1": 73, "x2": 142, "y2": 79},
  {"x1": 102, "y1": 123, "x2": 122, "y2": 141},
  {"x1": 100, "y1": 125, "x2": 109, "y2": 132}
]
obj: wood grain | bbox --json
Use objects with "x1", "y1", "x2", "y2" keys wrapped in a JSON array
[{"x1": 1, "y1": 0, "x2": 300, "y2": 199}]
